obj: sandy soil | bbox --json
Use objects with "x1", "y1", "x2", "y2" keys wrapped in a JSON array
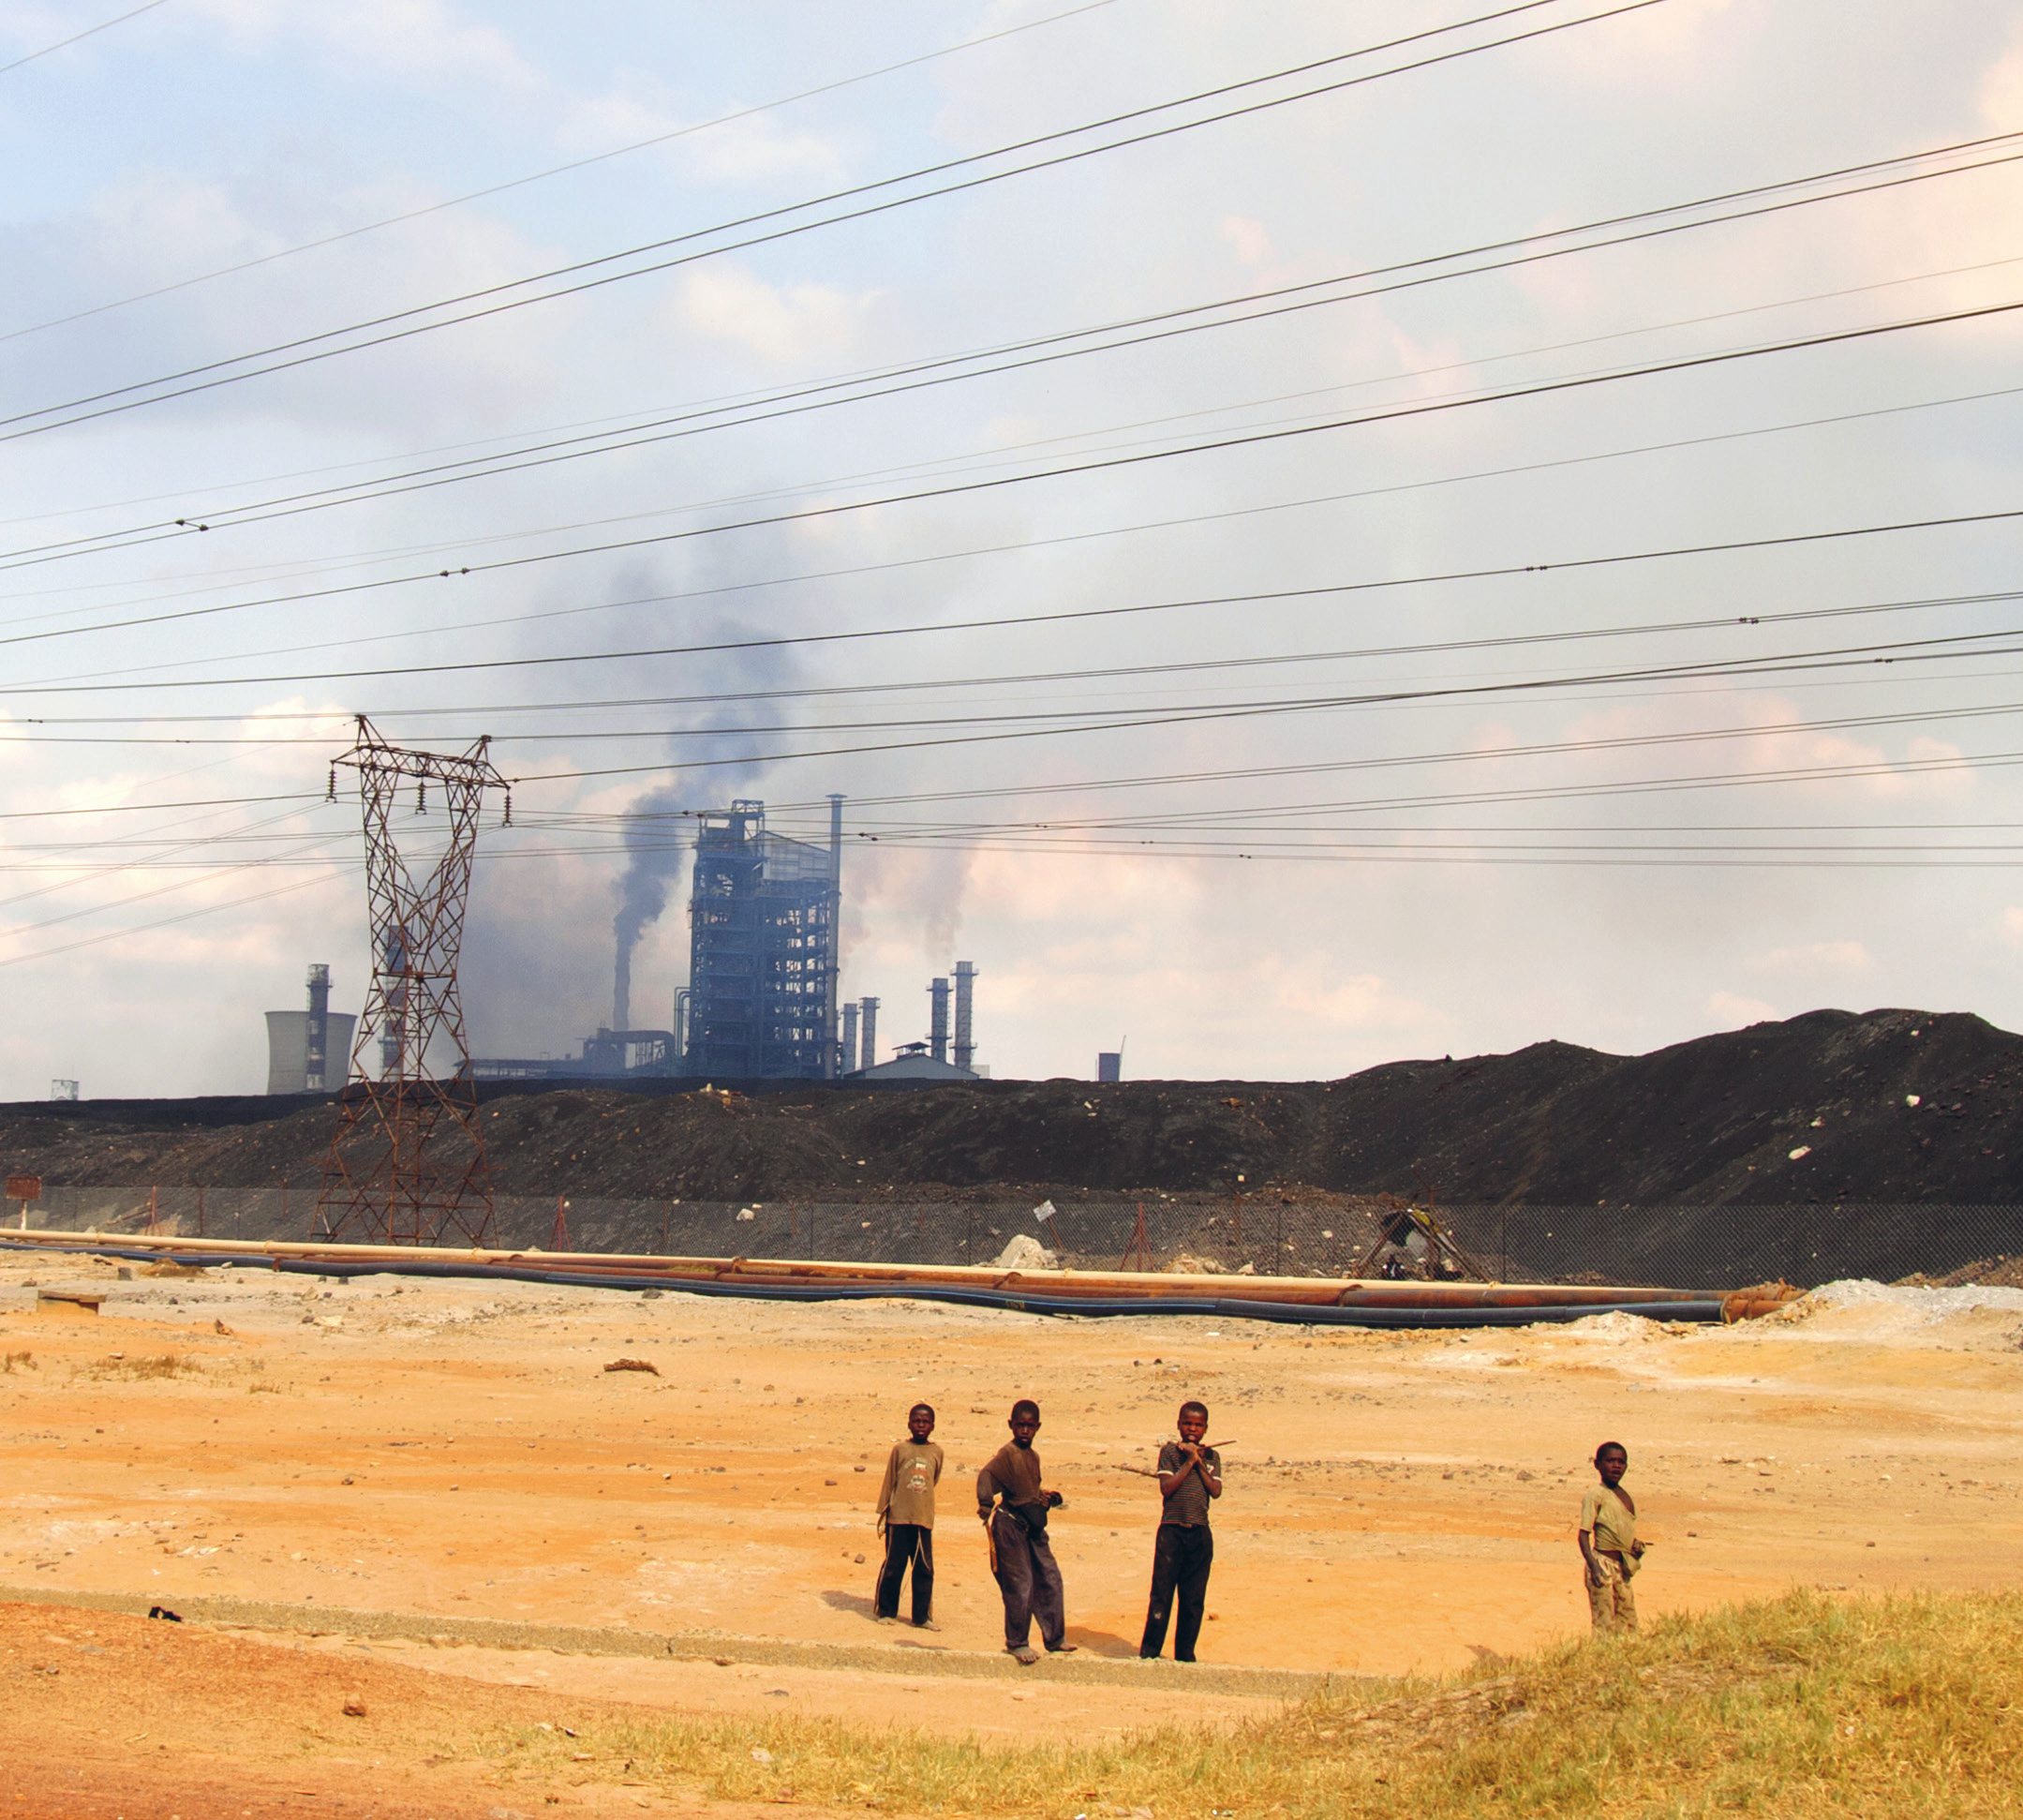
[{"x1": 3, "y1": 1254, "x2": 2021, "y2": 1807}]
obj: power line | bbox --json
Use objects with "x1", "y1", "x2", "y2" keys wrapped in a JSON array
[
  {"x1": 13, "y1": 132, "x2": 2017, "y2": 570},
  {"x1": 0, "y1": 0, "x2": 1665, "y2": 440},
  {"x1": 7, "y1": 498, "x2": 2017, "y2": 687},
  {"x1": 0, "y1": 0, "x2": 167, "y2": 77},
  {"x1": 10, "y1": 586, "x2": 2016, "y2": 726},
  {"x1": 19, "y1": 371, "x2": 2021, "y2": 691},
  {"x1": 0, "y1": 0, "x2": 1121, "y2": 342}
]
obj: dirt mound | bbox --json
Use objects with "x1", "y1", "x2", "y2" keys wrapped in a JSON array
[{"x1": 3, "y1": 1007, "x2": 2020, "y2": 1205}]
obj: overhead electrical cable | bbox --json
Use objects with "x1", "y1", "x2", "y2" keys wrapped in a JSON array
[
  {"x1": 0, "y1": 870, "x2": 344, "y2": 972},
  {"x1": 5, "y1": 496, "x2": 2018, "y2": 685},
  {"x1": 9, "y1": 587, "x2": 2017, "y2": 725},
  {"x1": 0, "y1": 0, "x2": 1121, "y2": 341},
  {"x1": 9, "y1": 622, "x2": 2023, "y2": 746},
  {"x1": 9, "y1": 134, "x2": 2019, "y2": 568},
  {"x1": 0, "y1": 0, "x2": 1669, "y2": 440},
  {"x1": 17, "y1": 373, "x2": 2023, "y2": 687},
  {"x1": 0, "y1": 0, "x2": 168, "y2": 76}
]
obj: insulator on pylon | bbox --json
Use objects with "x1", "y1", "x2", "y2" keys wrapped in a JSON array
[
  {"x1": 326, "y1": 767, "x2": 336, "y2": 802},
  {"x1": 416, "y1": 781, "x2": 426, "y2": 813},
  {"x1": 502, "y1": 790, "x2": 513, "y2": 828}
]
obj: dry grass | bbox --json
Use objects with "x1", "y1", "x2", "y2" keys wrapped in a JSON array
[
  {"x1": 82, "y1": 1351, "x2": 197, "y2": 1380},
  {"x1": 498, "y1": 1589, "x2": 2023, "y2": 1817},
  {"x1": 1, "y1": 1349, "x2": 32, "y2": 1373}
]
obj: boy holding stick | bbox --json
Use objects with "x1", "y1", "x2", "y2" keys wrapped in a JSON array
[{"x1": 1138, "y1": 1399, "x2": 1221, "y2": 1661}]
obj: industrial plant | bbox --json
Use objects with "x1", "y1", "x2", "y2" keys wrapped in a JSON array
[
  {"x1": 263, "y1": 963, "x2": 357, "y2": 1096},
  {"x1": 447, "y1": 795, "x2": 986, "y2": 1085}
]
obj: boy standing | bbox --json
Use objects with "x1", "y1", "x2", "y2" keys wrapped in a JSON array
[
  {"x1": 1578, "y1": 1440, "x2": 1647, "y2": 1633},
  {"x1": 874, "y1": 1402, "x2": 944, "y2": 1628},
  {"x1": 976, "y1": 1399, "x2": 1075, "y2": 1664},
  {"x1": 1138, "y1": 1399, "x2": 1221, "y2": 1662}
]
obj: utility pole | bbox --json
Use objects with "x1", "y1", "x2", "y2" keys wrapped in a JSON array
[{"x1": 317, "y1": 716, "x2": 507, "y2": 1246}]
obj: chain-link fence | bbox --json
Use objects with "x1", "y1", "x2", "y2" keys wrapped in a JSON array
[{"x1": 7, "y1": 1185, "x2": 2020, "y2": 1292}]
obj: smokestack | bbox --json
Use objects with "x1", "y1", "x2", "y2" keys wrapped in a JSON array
[
  {"x1": 930, "y1": 977, "x2": 950, "y2": 1063},
  {"x1": 859, "y1": 997, "x2": 879, "y2": 1071},
  {"x1": 952, "y1": 961, "x2": 976, "y2": 1073},
  {"x1": 826, "y1": 794, "x2": 844, "y2": 1079},
  {"x1": 614, "y1": 944, "x2": 631, "y2": 1034},
  {"x1": 841, "y1": 1001, "x2": 859, "y2": 1075},
  {"x1": 305, "y1": 963, "x2": 331, "y2": 1092}
]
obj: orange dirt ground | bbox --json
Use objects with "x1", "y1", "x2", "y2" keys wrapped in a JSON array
[{"x1": 2, "y1": 1253, "x2": 2020, "y2": 1814}]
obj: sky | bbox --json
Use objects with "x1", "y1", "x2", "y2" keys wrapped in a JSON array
[{"x1": 1, "y1": 0, "x2": 2021, "y2": 1096}]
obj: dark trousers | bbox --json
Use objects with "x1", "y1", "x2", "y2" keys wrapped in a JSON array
[
  {"x1": 875, "y1": 1523, "x2": 934, "y2": 1623},
  {"x1": 1139, "y1": 1523, "x2": 1213, "y2": 1661},
  {"x1": 989, "y1": 1507, "x2": 1065, "y2": 1649}
]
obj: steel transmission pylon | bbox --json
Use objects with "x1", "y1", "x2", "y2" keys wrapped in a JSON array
[{"x1": 317, "y1": 716, "x2": 509, "y2": 1246}]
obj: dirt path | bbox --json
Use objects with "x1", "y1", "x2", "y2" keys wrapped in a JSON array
[{"x1": 2, "y1": 1255, "x2": 2020, "y2": 1802}]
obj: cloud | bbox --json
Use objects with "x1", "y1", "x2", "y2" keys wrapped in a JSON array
[
  {"x1": 1746, "y1": 940, "x2": 1875, "y2": 978},
  {"x1": 676, "y1": 261, "x2": 881, "y2": 365},
  {"x1": 1707, "y1": 990, "x2": 1778, "y2": 1028},
  {"x1": 1219, "y1": 216, "x2": 1272, "y2": 267},
  {"x1": 185, "y1": 0, "x2": 541, "y2": 90},
  {"x1": 1982, "y1": 17, "x2": 2023, "y2": 127}
]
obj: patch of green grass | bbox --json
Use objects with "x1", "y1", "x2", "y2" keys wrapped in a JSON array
[{"x1": 496, "y1": 1589, "x2": 2023, "y2": 1817}]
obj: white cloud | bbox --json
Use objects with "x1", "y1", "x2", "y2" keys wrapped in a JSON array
[
  {"x1": 1746, "y1": 940, "x2": 1875, "y2": 978},
  {"x1": 1707, "y1": 990, "x2": 1778, "y2": 1027},
  {"x1": 676, "y1": 261, "x2": 880, "y2": 366},
  {"x1": 185, "y1": 0, "x2": 541, "y2": 90},
  {"x1": 1982, "y1": 17, "x2": 2023, "y2": 126},
  {"x1": 1219, "y1": 216, "x2": 1272, "y2": 267}
]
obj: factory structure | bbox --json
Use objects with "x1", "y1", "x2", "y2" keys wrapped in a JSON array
[
  {"x1": 458, "y1": 795, "x2": 987, "y2": 1086},
  {"x1": 263, "y1": 964, "x2": 358, "y2": 1095}
]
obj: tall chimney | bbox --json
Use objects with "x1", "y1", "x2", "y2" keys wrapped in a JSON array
[
  {"x1": 614, "y1": 943, "x2": 632, "y2": 1034},
  {"x1": 859, "y1": 997, "x2": 879, "y2": 1072},
  {"x1": 305, "y1": 963, "x2": 331, "y2": 1092},
  {"x1": 930, "y1": 977, "x2": 950, "y2": 1063},
  {"x1": 952, "y1": 961, "x2": 976, "y2": 1073},
  {"x1": 840, "y1": 1001, "x2": 859, "y2": 1076}
]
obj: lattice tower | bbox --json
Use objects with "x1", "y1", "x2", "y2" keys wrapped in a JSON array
[{"x1": 317, "y1": 717, "x2": 507, "y2": 1245}]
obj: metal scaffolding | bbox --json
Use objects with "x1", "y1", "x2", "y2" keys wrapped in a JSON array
[
  {"x1": 683, "y1": 799, "x2": 840, "y2": 1080},
  {"x1": 318, "y1": 717, "x2": 506, "y2": 1246}
]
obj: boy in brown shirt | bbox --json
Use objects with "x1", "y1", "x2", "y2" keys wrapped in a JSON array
[
  {"x1": 874, "y1": 1403, "x2": 944, "y2": 1628},
  {"x1": 1578, "y1": 1440, "x2": 1647, "y2": 1633},
  {"x1": 1138, "y1": 1399, "x2": 1221, "y2": 1661},
  {"x1": 975, "y1": 1399, "x2": 1074, "y2": 1664}
]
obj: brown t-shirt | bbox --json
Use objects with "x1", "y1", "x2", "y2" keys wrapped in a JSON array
[
  {"x1": 876, "y1": 1440, "x2": 944, "y2": 1528},
  {"x1": 1580, "y1": 1484, "x2": 1638, "y2": 1561},
  {"x1": 976, "y1": 1440, "x2": 1045, "y2": 1514},
  {"x1": 1156, "y1": 1441, "x2": 1220, "y2": 1528}
]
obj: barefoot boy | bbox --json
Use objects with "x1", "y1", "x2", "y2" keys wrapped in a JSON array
[
  {"x1": 1578, "y1": 1440, "x2": 1647, "y2": 1633},
  {"x1": 874, "y1": 1402, "x2": 944, "y2": 1628},
  {"x1": 1138, "y1": 1399, "x2": 1221, "y2": 1661},
  {"x1": 976, "y1": 1399, "x2": 1074, "y2": 1664}
]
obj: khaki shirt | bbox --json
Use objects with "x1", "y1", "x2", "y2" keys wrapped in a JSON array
[{"x1": 1581, "y1": 1484, "x2": 1639, "y2": 1569}]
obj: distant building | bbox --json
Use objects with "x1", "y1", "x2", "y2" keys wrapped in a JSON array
[
  {"x1": 852, "y1": 1041, "x2": 981, "y2": 1082},
  {"x1": 49, "y1": 1080, "x2": 77, "y2": 1101},
  {"x1": 265, "y1": 963, "x2": 357, "y2": 1095},
  {"x1": 684, "y1": 798, "x2": 841, "y2": 1081},
  {"x1": 1097, "y1": 1052, "x2": 1123, "y2": 1083}
]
